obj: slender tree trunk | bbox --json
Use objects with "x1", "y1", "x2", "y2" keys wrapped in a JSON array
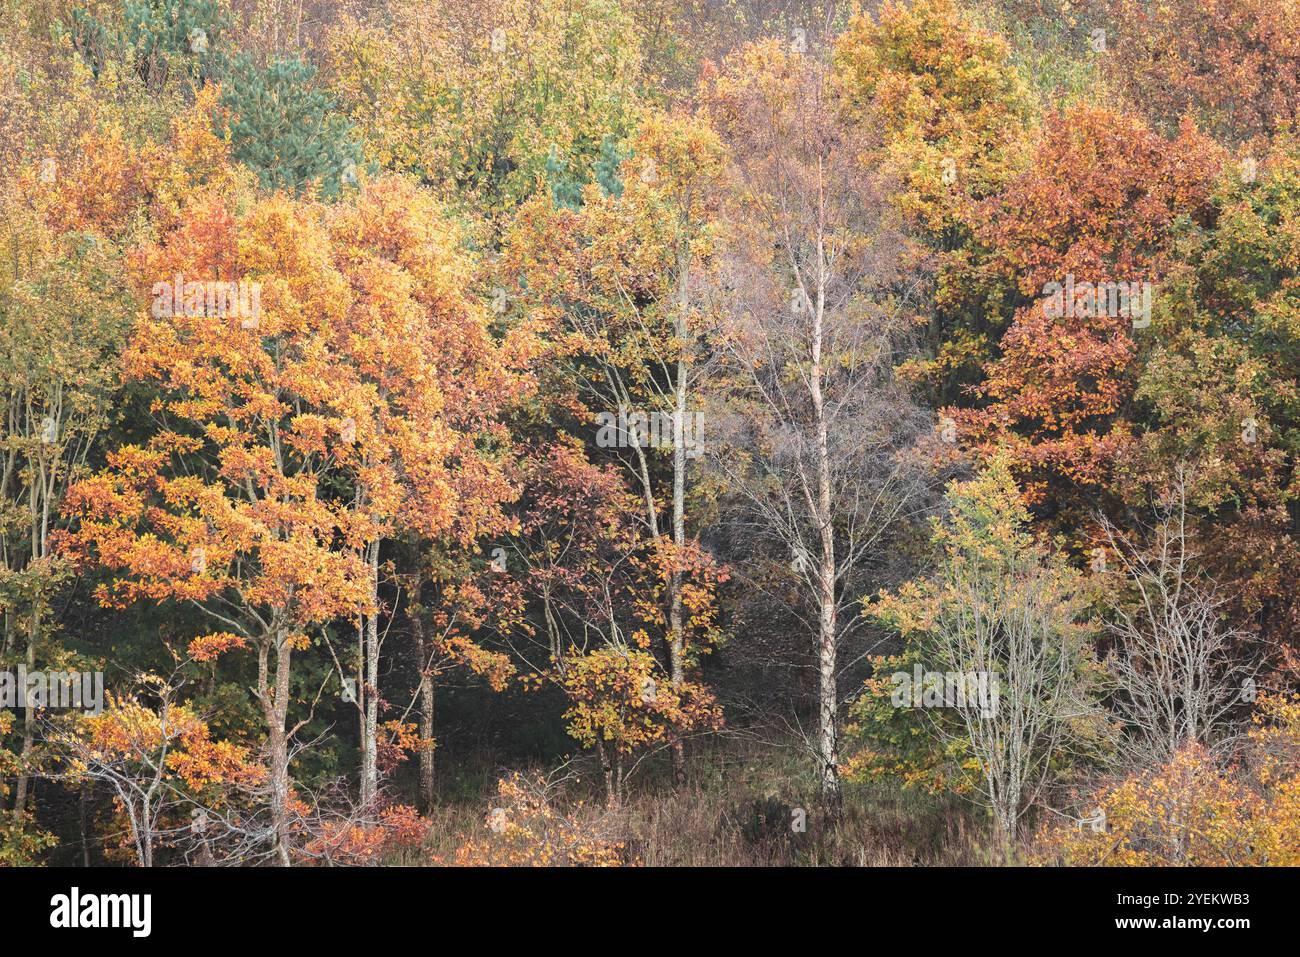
[
  {"x1": 418, "y1": 669, "x2": 435, "y2": 813},
  {"x1": 816, "y1": 559, "x2": 839, "y2": 815},
  {"x1": 356, "y1": 614, "x2": 365, "y2": 782},
  {"x1": 141, "y1": 817, "x2": 153, "y2": 868},
  {"x1": 994, "y1": 809, "x2": 1016, "y2": 864},
  {"x1": 361, "y1": 542, "x2": 380, "y2": 809},
  {"x1": 79, "y1": 782, "x2": 91, "y2": 867},
  {"x1": 810, "y1": 203, "x2": 841, "y2": 817},
  {"x1": 14, "y1": 619, "x2": 35, "y2": 817},
  {"x1": 668, "y1": 298, "x2": 689, "y2": 788},
  {"x1": 595, "y1": 737, "x2": 617, "y2": 809},
  {"x1": 126, "y1": 802, "x2": 148, "y2": 867},
  {"x1": 410, "y1": 605, "x2": 436, "y2": 813},
  {"x1": 16, "y1": 436, "x2": 50, "y2": 817},
  {"x1": 260, "y1": 633, "x2": 294, "y2": 866},
  {"x1": 268, "y1": 721, "x2": 292, "y2": 867}
]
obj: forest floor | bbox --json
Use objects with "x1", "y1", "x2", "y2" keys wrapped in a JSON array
[{"x1": 400, "y1": 737, "x2": 1006, "y2": 866}]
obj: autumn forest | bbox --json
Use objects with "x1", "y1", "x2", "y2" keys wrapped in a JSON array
[{"x1": 2, "y1": 0, "x2": 1300, "y2": 872}]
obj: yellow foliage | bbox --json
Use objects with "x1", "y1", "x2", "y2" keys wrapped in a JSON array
[
  {"x1": 450, "y1": 772, "x2": 631, "y2": 866},
  {"x1": 1035, "y1": 694, "x2": 1300, "y2": 865}
]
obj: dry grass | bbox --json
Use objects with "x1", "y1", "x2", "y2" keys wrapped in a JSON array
[{"x1": 392, "y1": 737, "x2": 1006, "y2": 866}]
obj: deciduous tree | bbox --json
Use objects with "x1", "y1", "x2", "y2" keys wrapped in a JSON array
[{"x1": 702, "y1": 39, "x2": 930, "y2": 813}]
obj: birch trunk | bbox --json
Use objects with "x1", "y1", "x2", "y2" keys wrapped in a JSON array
[
  {"x1": 811, "y1": 185, "x2": 841, "y2": 815},
  {"x1": 360, "y1": 541, "x2": 380, "y2": 808},
  {"x1": 668, "y1": 268, "x2": 689, "y2": 786}
]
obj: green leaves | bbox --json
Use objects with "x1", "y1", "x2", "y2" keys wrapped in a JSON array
[
  {"x1": 71, "y1": 0, "x2": 229, "y2": 91},
  {"x1": 217, "y1": 56, "x2": 363, "y2": 200}
]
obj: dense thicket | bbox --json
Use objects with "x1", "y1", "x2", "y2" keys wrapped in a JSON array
[{"x1": 2, "y1": 0, "x2": 1298, "y2": 866}]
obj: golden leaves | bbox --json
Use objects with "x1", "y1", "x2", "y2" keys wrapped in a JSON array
[{"x1": 187, "y1": 632, "x2": 248, "y2": 662}]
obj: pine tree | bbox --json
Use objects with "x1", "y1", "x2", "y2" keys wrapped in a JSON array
[
  {"x1": 70, "y1": 0, "x2": 228, "y2": 91},
  {"x1": 218, "y1": 56, "x2": 363, "y2": 199}
]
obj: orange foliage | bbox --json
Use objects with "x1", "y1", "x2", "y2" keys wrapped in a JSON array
[
  {"x1": 1035, "y1": 695, "x2": 1300, "y2": 865},
  {"x1": 561, "y1": 648, "x2": 722, "y2": 760},
  {"x1": 956, "y1": 105, "x2": 1224, "y2": 509},
  {"x1": 304, "y1": 804, "x2": 428, "y2": 865},
  {"x1": 450, "y1": 772, "x2": 630, "y2": 867},
  {"x1": 75, "y1": 698, "x2": 264, "y2": 793}
]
